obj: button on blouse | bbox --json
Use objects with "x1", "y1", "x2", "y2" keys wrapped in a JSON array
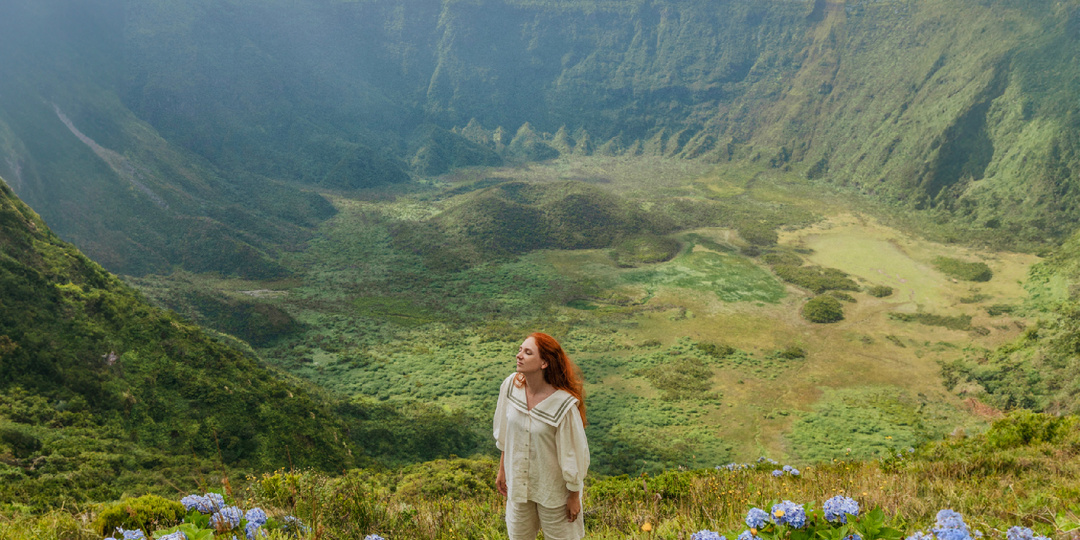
[{"x1": 493, "y1": 373, "x2": 590, "y2": 508}]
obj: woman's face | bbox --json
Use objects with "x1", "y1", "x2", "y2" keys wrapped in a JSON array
[{"x1": 516, "y1": 337, "x2": 547, "y2": 375}]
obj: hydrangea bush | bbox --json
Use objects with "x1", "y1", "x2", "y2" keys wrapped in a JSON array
[
  {"x1": 693, "y1": 501, "x2": 1049, "y2": 540},
  {"x1": 121, "y1": 492, "x2": 307, "y2": 540}
]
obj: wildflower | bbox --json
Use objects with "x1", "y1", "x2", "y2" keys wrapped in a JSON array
[
  {"x1": 823, "y1": 495, "x2": 859, "y2": 524},
  {"x1": 206, "y1": 493, "x2": 226, "y2": 513},
  {"x1": 789, "y1": 468, "x2": 800, "y2": 476},
  {"x1": 691, "y1": 531, "x2": 725, "y2": 540},
  {"x1": 181, "y1": 495, "x2": 215, "y2": 514},
  {"x1": 245, "y1": 508, "x2": 268, "y2": 527},
  {"x1": 1007, "y1": 527, "x2": 1035, "y2": 540},
  {"x1": 906, "y1": 533, "x2": 935, "y2": 540},
  {"x1": 364, "y1": 536, "x2": 387, "y2": 540},
  {"x1": 771, "y1": 501, "x2": 806, "y2": 528},
  {"x1": 772, "y1": 470, "x2": 783, "y2": 477},
  {"x1": 782, "y1": 465, "x2": 794, "y2": 472},
  {"x1": 282, "y1": 516, "x2": 310, "y2": 535},
  {"x1": 738, "y1": 530, "x2": 755, "y2": 540},
  {"x1": 246, "y1": 522, "x2": 266, "y2": 540},
  {"x1": 642, "y1": 522, "x2": 653, "y2": 532},
  {"x1": 211, "y1": 506, "x2": 243, "y2": 530},
  {"x1": 746, "y1": 508, "x2": 770, "y2": 529}
]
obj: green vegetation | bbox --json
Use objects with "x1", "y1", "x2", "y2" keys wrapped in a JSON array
[
  {"x1": 933, "y1": 257, "x2": 994, "y2": 282},
  {"x1": 611, "y1": 234, "x2": 682, "y2": 267},
  {"x1": 889, "y1": 313, "x2": 973, "y2": 331},
  {"x1": 92, "y1": 495, "x2": 185, "y2": 537},
  {"x1": 772, "y1": 265, "x2": 860, "y2": 294},
  {"x1": 867, "y1": 285, "x2": 894, "y2": 298},
  {"x1": 802, "y1": 296, "x2": 845, "y2": 323},
  {"x1": 4, "y1": 412, "x2": 1075, "y2": 540},
  {"x1": 0, "y1": 182, "x2": 482, "y2": 509}
]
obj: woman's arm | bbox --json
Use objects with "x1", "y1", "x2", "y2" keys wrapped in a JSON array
[
  {"x1": 566, "y1": 490, "x2": 580, "y2": 522},
  {"x1": 496, "y1": 452, "x2": 508, "y2": 496}
]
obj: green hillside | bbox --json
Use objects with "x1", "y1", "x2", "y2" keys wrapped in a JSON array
[
  {"x1": 0, "y1": 179, "x2": 482, "y2": 508},
  {"x1": 2, "y1": 0, "x2": 1080, "y2": 277}
]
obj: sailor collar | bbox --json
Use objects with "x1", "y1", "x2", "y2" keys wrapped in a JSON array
[{"x1": 504, "y1": 379, "x2": 578, "y2": 427}]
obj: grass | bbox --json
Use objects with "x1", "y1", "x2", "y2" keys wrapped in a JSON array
[
  {"x1": 4, "y1": 412, "x2": 1075, "y2": 540},
  {"x1": 124, "y1": 156, "x2": 1041, "y2": 475}
]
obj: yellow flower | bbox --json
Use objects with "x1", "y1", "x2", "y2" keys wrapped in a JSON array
[
  {"x1": 642, "y1": 522, "x2": 653, "y2": 532},
  {"x1": 751, "y1": 528, "x2": 759, "y2": 535},
  {"x1": 774, "y1": 509, "x2": 786, "y2": 518}
]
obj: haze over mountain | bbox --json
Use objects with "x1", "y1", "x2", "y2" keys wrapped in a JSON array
[{"x1": 1, "y1": 0, "x2": 1079, "y2": 278}]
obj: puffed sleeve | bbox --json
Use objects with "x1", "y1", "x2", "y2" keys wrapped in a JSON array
[
  {"x1": 492, "y1": 374, "x2": 513, "y2": 452},
  {"x1": 556, "y1": 404, "x2": 589, "y2": 492}
]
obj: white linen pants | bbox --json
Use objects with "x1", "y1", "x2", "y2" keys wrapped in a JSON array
[{"x1": 505, "y1": 499, "x2": 585, "y2": 540}]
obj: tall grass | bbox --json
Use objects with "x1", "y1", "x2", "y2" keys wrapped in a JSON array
[{"x1": 7, "y1": 413, "x2": 1074, "y2": 540}]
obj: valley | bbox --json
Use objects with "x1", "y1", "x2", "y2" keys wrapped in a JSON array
[{"x1": 129, "y1": 156, "x2": 1041, "y2": 473}]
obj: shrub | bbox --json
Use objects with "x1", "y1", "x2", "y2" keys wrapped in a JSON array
[
  {"x1": 776, "y1": 346, "x2": 807, "y2": 360},
  {"x1": 802, "y1": 296, "x2": 844, "y2": 323},
  {"x1": 93, "y1": 495, "x2": 186, "y2": 537},
  {"x1": 761, "y1": 251, "x2": 803, "y2": 266},
  {"x1": 933, "y1": 257, "x2": 993, "y2": 282},
  {"x1": 611, "y1": 234, "x2": 681, "y2": 267},
  {"x1": 867, "y1": 285, "x2": 894, "y2": 297},
  {"x1": 889, "y1": 312, "x2": 972, "y2": 331},
  {"x1": 828, "y1": 291, "x2": 857, "y2": 303},
  {"x1": 774, "y1": 265, "x2": 860, "y2": 293},
  {"x1": 695, "y1": 342, "x2": 736, "y2": 359},
  {"x1": 737, "y1": 222, "x2": 779, "y2": 246}
]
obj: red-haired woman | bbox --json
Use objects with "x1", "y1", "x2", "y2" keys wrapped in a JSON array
[{"x1": 493, "y1": 332, "x2": 590, "y2": 540}]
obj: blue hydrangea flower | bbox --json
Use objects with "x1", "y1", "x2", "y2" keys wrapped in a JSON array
[
  {"x1": 206, "y1": 493, "x2": 226, "y2": 513},
  {"x1": 211, "y1": 506, "x2": 243, "y2": 530},
  {"x1": 1007, "y1": 527, "x2": 1035, "y2": 540},
  {"x1": 691, "y1": 531, "x2": 725, "y2": 540},
  {"x1": 115, "y1": 528, "x2": 145, "y2": 540},
  {"x1": 934, "y1": 510, "x2": 969, "y2": 532},
  {"x1": 283, "y1": 516, "x2": 310, "y2": 534},
  {"x1": 936, "y1": 529, "x2": 972, "y2": 540},
  {"x1": 772, "y1": 469, "x2": 784, "y2": 477},
  {"x1": 159, "y1": 532, "x2": 188, "y2": 540},
  {"x1": 245, "y1": 522, "x2": 266, "y2": 540},
  {"x1": 782, "y1": 465, "x2": 794, "y2": 472},
  {"x1": 771, "y1": 501, "x2": 806, "y2": 528},
  {"x1": 738, "y1": 530, "x2": 755, "y2": 540},
  {"x1": 181, "y1": 495, "x2": 216, "y2": 514},
  {"x1": 906, "y1": 532, "x2": 935, "y2": 540},
  {"x1": 788, "y1": 467, "x2": 800, "y2": 476},
  {"x1": 845, "y1": 535, "x2": 863, "y2": 540},
  {"x1": 823, "y1": 495, "x2": 859, "y2": 524},
  {"x1": 746, "y1": 508, "x2": 770, "y2": 529},
  {"x1": 245, "y1": 508, "x2": 268, "y2": 527},
  {"x1": 363, "y1": 536, "x2": 387, "y2": 540}
]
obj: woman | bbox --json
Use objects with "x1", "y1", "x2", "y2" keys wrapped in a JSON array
[{"x1": 493, "y1": 332, "x2": 590, "y2": 540}]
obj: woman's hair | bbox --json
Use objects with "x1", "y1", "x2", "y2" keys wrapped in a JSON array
[{"x1": 515, "y1": 332, "x2": 587, "y2": 425}]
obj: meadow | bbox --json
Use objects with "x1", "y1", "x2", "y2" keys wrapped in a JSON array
[{"x1": 130, "y1": 156, "x2": 1042, "y2": 473}]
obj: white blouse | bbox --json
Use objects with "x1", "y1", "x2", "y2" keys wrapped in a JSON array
[{"x1": 493, "y1": 373, "x2": 590, "y2": 508}]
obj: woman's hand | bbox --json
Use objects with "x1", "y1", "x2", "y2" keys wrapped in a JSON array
[
  {"x1": 566, "y1": 491, "x2": 581, "y2": 522},
  {"x1": 496, "y1": 453, "x2": 508, "y2": 496}
]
